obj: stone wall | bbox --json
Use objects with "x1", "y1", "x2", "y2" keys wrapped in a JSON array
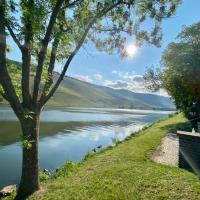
[{"x1": 177, "y1": 131, "x2": 200, "y2": 176}]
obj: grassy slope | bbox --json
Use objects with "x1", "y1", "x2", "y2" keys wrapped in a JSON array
[
  {"x1": 0, "y1": 76, "x2": 174, "y2": 110},
  {"x1": 24, "y1": 114, "x2": 200, "y2": 200},
  {"x1": 49, "y1": 76, "x2": 152, "y2": 109},
  {"x1": 1, "y1": 60, "x2": 175, "y2": 109},
  {"x1": 49, "y1": 76, "x2": 174, "y2": 110}
]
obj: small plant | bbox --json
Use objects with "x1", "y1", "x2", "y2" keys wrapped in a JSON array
[
  {"x1": 168, "y1": 113, "x2": 175, "y2": 118},
  {"x1": 53, "y1": 161, "x2": 77, "y2": 178},
  {"x1": 23, "y1": 108, "x2": 34, "y2": 120},
  {"x1": 39, "y1": 171, "x2": 51, "y2": 181},
  {"x1": 83, "y1": 151, "x2": 95, "y2": 161},
  {"x1": 20, "y1": 135, "x2": 35, "y2": 150}
]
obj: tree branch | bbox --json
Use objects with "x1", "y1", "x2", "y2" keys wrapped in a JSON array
[
  {"x1": 61, "y1": 0, "x2": 83, "y2": 9},
  {"x1": 21, "y1": 47, "x2": 31, "y2": 107},
  {"x1": 6, "y1": 25, "x2": 23, "y2": 50},
  {"x1": 46, "y1": 0, "x2": 83, "y2": 14},
  {"x1": 40, "y1": 35, "x2": 60, "y2": 100},
  {"x1": 0, "y1": 1, "x2": 24, "y2": 118},
  {"x1": 32, "y1": 0, "x2": 65, "y2": 106},
  {"x1": 21, "y1": 0, "x2": 35, "y2": 108},
  {"x1": 0, "y1": 91, "x2": 8, "y2": 102},
  {"x1": 40, "y1": 0, "x2": 123, "y2": 107},
  {"x1": 92, "y1": 26, "x2": 130, "y2": 34}
]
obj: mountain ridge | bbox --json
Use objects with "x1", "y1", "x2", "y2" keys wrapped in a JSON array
[
  {"x1": 0, "y1": 60, "x2": 175, "y2": 110},
  {"x1": 49, "y1": 75, "x2": 175, "y2": 110}
]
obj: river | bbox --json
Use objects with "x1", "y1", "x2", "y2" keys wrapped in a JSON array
[{"x1": 0, "y1": 107, "x2": 173, "y2": 188}]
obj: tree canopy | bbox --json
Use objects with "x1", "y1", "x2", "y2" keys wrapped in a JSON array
[
  {"x1": 144, "y1": 21, "x2": 200, "y2": 129},
  {"x1": 0, "y1": 0, "x2": 181, "y2": 198},
  {"x1": 1, "y1": 0, "x2": 180, "y2": 113}
]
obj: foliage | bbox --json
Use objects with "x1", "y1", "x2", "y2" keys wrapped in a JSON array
[
  {"x1": 143, "y1": 66, "x2": 161, "y2": 92},
  {"x1": 20, "y1": 135, "x2": 35, "y2": 150},
  {"x1": 28, "y1": 114, "x2": 200, "y2": 200},
  {"x1": 144, "y1": 22, "x2": 200, "y2": 129},
  {"x1": 0, "y1": 60, "x2": 22, "y2": 98},
  {"x1": 53, "y1": 160, "x2": 77, "y2": 178},
  {"x1": 39, "y1": 171, "x2": 51, "y2": 181},
  {"x1": 162, "y1": 22, "x2": 200, "y2": 98},
  {"x1": 0, "y1": 0, "x2": 181, "y2": 198},
  {"x1": 39, "y1": 161, "x2": 77, "y2": 181},
  {"x1": 0, "y1": 0, "x2": 181, "y2": 109}
]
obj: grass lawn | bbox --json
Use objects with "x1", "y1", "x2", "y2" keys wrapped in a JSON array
[{"x1": 7, "y1": 114, "x2": 200, "y2": 200}]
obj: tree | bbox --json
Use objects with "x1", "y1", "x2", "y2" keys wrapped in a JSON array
[
  {"x1": 0, "y1": 0, "x2": 180, "y2": 199},
  {"x1": 144, "y1": 22, "x2": 200, "y2": 130}
]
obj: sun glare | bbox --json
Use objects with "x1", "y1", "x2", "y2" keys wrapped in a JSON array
[{"x1": 126, "y1": 44, "x2": 138, "y2": 57}]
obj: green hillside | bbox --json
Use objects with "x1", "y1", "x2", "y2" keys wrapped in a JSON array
[
  {"x1": 0, "y1": 60, "x2": 175, "y2": 110},
  {"x1": 48, "y1": 74, "x2": 175, "y2": 110}
]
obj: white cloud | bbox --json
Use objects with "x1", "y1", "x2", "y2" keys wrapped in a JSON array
[
  {"x1": 93, "y1": 74, "x2": 103, "y2": 80},
  {"x1": 105, "y1": 73, "x2": 145, "y2": 92},
  {"x1": 75, "y1": 75, "x2": 93, "y2": 83},
  {"x1": 112, "y1": 70, "x2": 137, "y2": 79},
  {"x1": 154, "y1": 89, "x2": 169, "y2": 97},
  {"x1": 105, "y1": 80, "x2": 128, "y2": 89},
  {"x1": 123, "y1": 74, "x2": 144, "y2": 82},
  {"x1": 111, "y1": 70, "x2": 122, "y2": 77},
  {"x1": 104, "y1": 80, "x2": 113, "y2": 86},
  {"x1": 75, "y1": 72, "x2": 169, "y2": 97},
  {"x1": 118, "y1": 74, "x2": 146, "y2": 92},
  {"x1": 111, "y1": 70, "x2": 118, "y2": 74},
  {"x1": 104, "y1": 74, "x2": 169, "y2": 96}
]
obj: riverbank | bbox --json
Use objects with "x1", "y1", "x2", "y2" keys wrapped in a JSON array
[
  {"x1": 0, "y1": 108, "x2": 171, "y2": 189},
  {"x1": 7, "y1": 114, "x2": 200, "y2": 199}
]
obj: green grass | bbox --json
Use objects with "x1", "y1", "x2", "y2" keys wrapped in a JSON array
[{"x1": 7, "y1": 114, "x2": 200, "y2": 199}]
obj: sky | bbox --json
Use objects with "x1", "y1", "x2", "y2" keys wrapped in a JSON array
[{"x1": 8, "y1": 0, "x2": 200, "y2": 96}]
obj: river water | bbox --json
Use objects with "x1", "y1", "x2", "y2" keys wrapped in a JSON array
[{"x1": 0, "y1": 107, "x2": 173, "y2": 188}]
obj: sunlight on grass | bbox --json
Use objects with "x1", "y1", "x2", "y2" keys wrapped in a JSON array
[{"x1": 8, "y1": 114, "x2": 200, "y2": 200}]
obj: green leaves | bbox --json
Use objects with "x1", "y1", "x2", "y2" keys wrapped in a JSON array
[
  {"x1": 2, "y1": 0, "x2": 181, "y2": 109},
  {"x1": 146, "y1": 21, "x2": 200, "y2": 128},
  {"x1": 24, "y1": 108, "x2": 34, "y2": 119},
  {"x1": 143, "y1": 67, "x2": 161, "y2": 92},
  {"x1": 21, "y1": 135, "x2": 35, "y2": 150},
  {"x1": 162, "y1": 22, "x2": 200, "y2": 100},
  {"x1": 6, "y1": 60, "x2": 22, "y2": 99},
  {"x1": 3, "y1": 0, "x2": 181, "y2": 65}
]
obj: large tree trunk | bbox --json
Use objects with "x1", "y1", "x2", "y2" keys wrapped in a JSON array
[{"x1": 15, "y1": 114, "x2": 40, "y2": 200}]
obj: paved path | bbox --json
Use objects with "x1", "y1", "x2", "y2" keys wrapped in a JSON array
[{"x1": 151, "y1": 133, "x2": 179, "y2": 167}]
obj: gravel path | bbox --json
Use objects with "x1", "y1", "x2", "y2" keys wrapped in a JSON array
[{"x1": 151, "y1": 133, "x2": 179, "y2": 167}]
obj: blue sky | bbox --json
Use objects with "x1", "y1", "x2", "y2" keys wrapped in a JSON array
[{"x1": 8, "y1": 0, "x2": 200, "y2": 96}]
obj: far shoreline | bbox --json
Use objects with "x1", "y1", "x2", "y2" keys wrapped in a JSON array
[{"x1": 0, "y1": 103, "x2": 176, "y2": 112}]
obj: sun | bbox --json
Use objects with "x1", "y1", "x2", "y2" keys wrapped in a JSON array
[{"x1": 125, "y1": 44, "x2": 138, "y2": 57}]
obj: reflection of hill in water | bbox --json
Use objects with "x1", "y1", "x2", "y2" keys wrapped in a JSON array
[
  {"x1": 0, "y1": 120, "x2": 140, "y2": 146},
  {"x1": 0, "y1": 107, "x2": 170, "y2": 146}
]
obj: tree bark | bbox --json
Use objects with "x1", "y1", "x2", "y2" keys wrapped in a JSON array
[
  {"x1": 15, "y1": 114, "x2": 40, "y2": 200},
  {"x1": 22, "y1": 48, "x2": 31, "y2": 107}
]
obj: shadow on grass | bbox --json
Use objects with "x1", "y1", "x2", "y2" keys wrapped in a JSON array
[{"x1": 161, "y1": 121, "x2": 192, "y2": 134}]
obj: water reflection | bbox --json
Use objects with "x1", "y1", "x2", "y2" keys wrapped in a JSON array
[{"x1": 0, "y1": 107, "x2": 173, "y2": 188}]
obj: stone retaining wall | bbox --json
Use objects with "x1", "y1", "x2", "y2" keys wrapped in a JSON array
[{"x1": 177, "y1": 131, "x2": 200, "y2": 176}]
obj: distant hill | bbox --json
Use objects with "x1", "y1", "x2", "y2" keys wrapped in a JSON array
[
  {"x1": 0, "y1": 60, "x2": 175, "y2": 110},
  {"x1": 48, "y1": 74, "x2": 175, "y2": 110}
]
